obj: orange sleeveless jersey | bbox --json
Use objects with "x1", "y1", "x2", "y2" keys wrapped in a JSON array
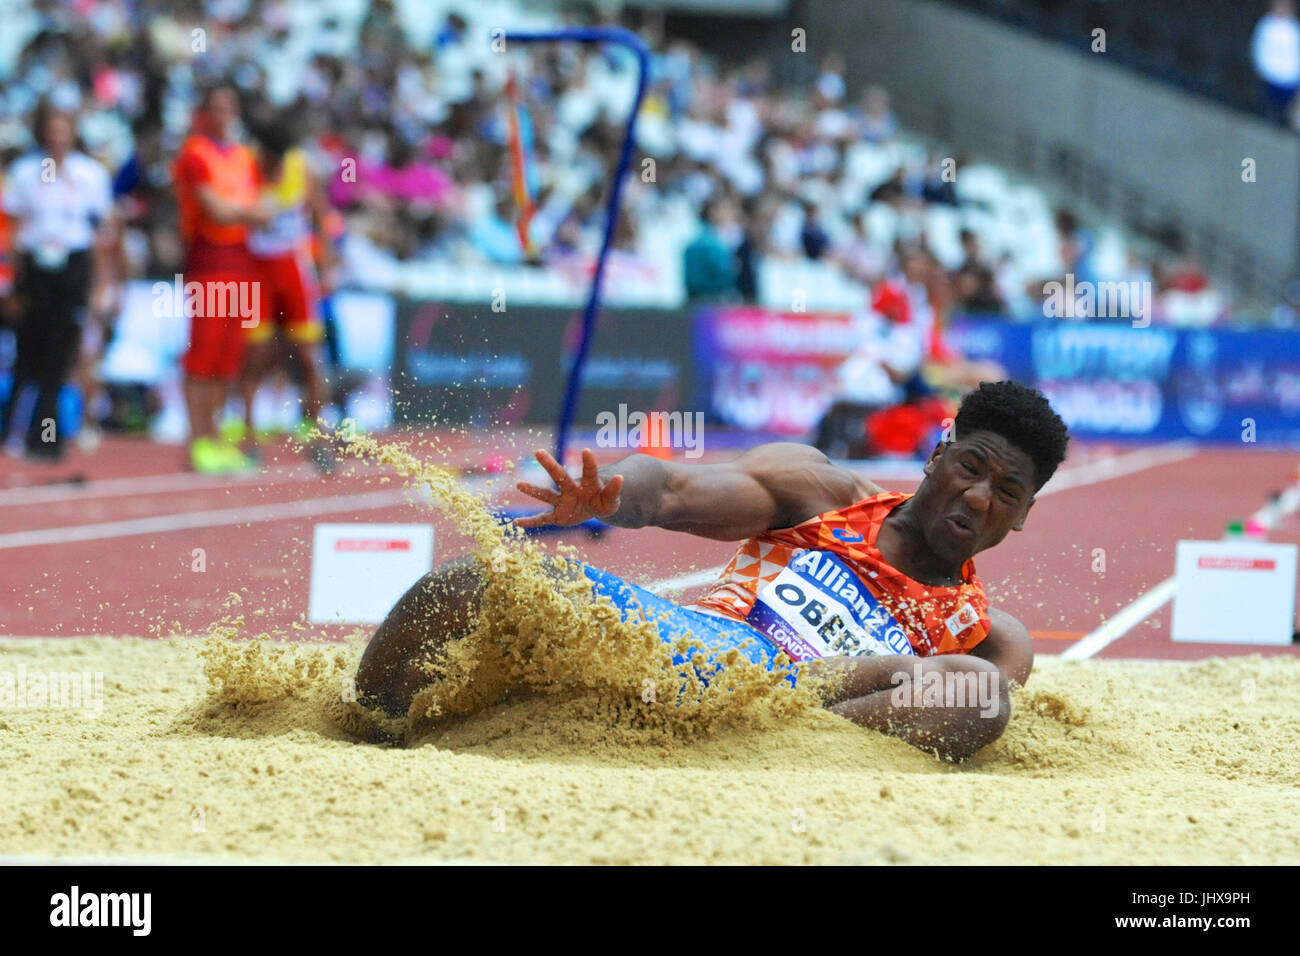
[
  {"x1": 686, "y1": 491, "x2": 991, "y2": 659},
  {"x1": 172, "y1": 134, "x2": 259, "y2": 248}
]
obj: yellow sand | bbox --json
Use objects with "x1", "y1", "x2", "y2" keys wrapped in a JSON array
[{"x1": 1, "y1": 635, "x2": 1297, "y2": 865}]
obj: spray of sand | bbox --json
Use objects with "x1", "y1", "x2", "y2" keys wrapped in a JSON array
[{"x1": 196, "y1": 431, "x2": 821, "y2": 752}]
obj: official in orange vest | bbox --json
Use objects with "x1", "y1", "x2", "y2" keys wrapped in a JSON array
[{"x1": 171, "y1": 84, "x2": 268, "y2": 474}]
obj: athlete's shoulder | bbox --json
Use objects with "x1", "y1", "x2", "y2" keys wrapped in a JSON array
[
  {"x1": 736, "y1": 443, "x2": 870, "y2": 524},
  {"x1": 738, "y1": 442, "x2": 856, "y2": 484},
  {"x1": 971, "y1": 605, "x2": 1033, "y2": 687},
  {"x1": 762, "y1": 443, "x2": 897, "y2": 502},
  {"x1": 854, "y1": 476, "x2": 891, "y2": 500}
]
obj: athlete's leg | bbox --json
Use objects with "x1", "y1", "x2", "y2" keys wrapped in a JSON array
[
  {"x1": 355, "y1": 556, "x2": 488, "y2": 717},
  {"x1": 239, "y1": 338, "x2": 276, "y2": 438},
  {"x1": 285, "y1": 339, "x2": 327, "y2": 422},
  {"x1": 183, "y1": 375, "x2": 224, "y2": 440},
  {"x1": 355, "y1": 556, "x2": 592, "y2": 716},
  {"x1": 355, "y1": 557, "x2": 772, "y2": 719},
  {"x1": 239, "y1": 254, "x2": 281, "y2": 441},
  {"x1": 261, "y1": 251, "x2": 325, "y2": 424}
]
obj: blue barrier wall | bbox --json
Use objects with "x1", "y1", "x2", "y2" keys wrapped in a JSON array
[{"x1": 947, "y1": 319, "x2": 1300, "y2": 444}]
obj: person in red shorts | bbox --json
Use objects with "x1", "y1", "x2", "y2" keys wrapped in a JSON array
[
  {"x1": 240, "y1": 115, "x2": 338, "y2": 473},
  {"x1": 171, "y1": 84, "x2": 268, "y2": 474}
]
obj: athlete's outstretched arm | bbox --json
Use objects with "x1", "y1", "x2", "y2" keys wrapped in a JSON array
[
  {"x1": 516, "y1": 444, "x2": 875, "y2": 541},
  {"x1": 805, "y1": 649, "x2": 1013, "y2": 763},
  {"x1": 969, "y1": 607, "x2": 1033, "y2": 687}
]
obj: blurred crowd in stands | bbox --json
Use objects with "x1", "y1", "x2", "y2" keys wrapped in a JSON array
[
  {"x1": 0, "y1": 0, "x2": 1251, "y2": 464},
  {"x1": 0, "y1": 0, "x2": 1225, "y2": 317}
]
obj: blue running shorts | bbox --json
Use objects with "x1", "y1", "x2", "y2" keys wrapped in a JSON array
[{"x1": 581, "y1": 563, "x2": 797, "y2": 687}]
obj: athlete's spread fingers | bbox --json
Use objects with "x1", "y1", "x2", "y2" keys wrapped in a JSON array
[
  {"x1": 512, "y1": 511, "x2": 554, "y2": 529},
  {"x1": 533, "y1": 448, "x2": 573, "y2": 489},
  {"x1": 579, "y1": 448, "x2": 600, "y2": 488},
  {"x1": 597, "y1": 473, "x2": 623, "y2": 511},
  {"x1": 516, "y1": 482, "x2": 561, "y2": 505}
]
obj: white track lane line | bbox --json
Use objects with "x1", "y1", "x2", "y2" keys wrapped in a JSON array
[
  {"x1": 1059, "y1": 578, "x2": 1178, "y2": 660},
  {"x1": 1062, "y1": 474, "x2": 1300, "y2": 659},
  {"x1": 1027, "y1": 440, "x2": 1197, "y2": 494},
  {"x1": 647, "y1": 441, "x2": 1200, "y2": 596},
  {"x1": 0, "y1": 461, "x2": 316, "y2": 507},
  {"x1": 0, "y1": 472, "x2": 501, "y2": 551},
  {"x1": 0, "y1": 488, "x2": 415, "y2": 550}
]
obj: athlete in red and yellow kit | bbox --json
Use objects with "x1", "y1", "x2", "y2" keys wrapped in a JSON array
[
  {"x1": 172, "y1": 84, "x2": 267, "y2": 474},
  {"x1": 355, "y1": 381, "x2": 1070, "y2": 762},
  {"x1": 240, "y1": 115, "x2": 337, "y2": 472},
  {"x1": 0, "y1": 173, "x2": 14, "y2": 318}
]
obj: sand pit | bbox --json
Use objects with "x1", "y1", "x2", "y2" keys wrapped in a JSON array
[{"x1": 1, "y1": 633, "x2": 1297, "y2": 865}]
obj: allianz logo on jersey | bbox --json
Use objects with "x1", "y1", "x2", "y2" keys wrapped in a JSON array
[{"x1": 747, "y1": 549, "x2": 914, "y2": 659}]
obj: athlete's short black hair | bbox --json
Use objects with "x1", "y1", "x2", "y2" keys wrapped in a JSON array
[{"x1": 952, "y1": 380, "x2": 1070, "y2": 490}]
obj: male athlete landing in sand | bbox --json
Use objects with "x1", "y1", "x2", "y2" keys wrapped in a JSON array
[{"x1": 356, "y1": 380, "x2": 1070, "y2": 761}]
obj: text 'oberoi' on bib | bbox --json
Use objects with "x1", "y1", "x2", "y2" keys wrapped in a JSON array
[{"x1": 746, "y1": 549, "x2": 915, "y2": 660}]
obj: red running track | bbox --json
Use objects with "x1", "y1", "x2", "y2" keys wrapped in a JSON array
[{"x1": 0, "y1": 431, "x2": 1296, "y2": 661}]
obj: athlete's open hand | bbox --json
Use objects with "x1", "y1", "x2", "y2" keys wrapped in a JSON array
[{"x1": 515, "y1": 448, "x2": 623, "y2": 528}]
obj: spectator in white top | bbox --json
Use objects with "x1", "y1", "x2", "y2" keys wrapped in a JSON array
[
  {"x1": 1252, "y1": 0, "x2": 1300, "y2": 124},
  {"x1": 0, "y1": 102, "x2": 112, "y2": 461}
]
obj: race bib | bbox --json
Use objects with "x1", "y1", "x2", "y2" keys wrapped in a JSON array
[{"x1": 745, "y1": 550, "x2": 916, "y2": 661}]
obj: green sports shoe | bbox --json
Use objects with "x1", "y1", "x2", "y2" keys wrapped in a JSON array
[
  {"x1": 191, "y1": 437, "x2": 230, "y2": 474},
  {"x1": 218, "y1": 442, "x2": 259, "y2": 474},
  {"x1": 191, "y1": 437, "x2": 258, "y2": 474},
  {"x1": 219, "y1": 419, "x2": 247, "y2": 445}
]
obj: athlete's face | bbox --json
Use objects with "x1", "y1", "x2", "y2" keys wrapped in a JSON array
[{"x1": 916, "y1": 430, "x2": 1037, "y2": 563}]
